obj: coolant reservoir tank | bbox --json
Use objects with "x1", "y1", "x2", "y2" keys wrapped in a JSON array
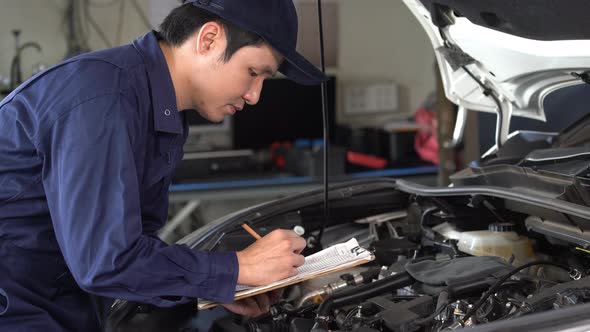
[{"x1": 457, "y1": 223, "x2": 535, "y2": 265}]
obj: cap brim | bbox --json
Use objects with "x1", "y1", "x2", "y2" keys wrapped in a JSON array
[
  {"x1": 186, "y1": 0, "x2": 327, "y2": 85},
  {"x1": 278, "y1": 50, "x2": 329, "y2": 86}
]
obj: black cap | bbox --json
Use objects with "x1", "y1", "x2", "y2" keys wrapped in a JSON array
[{"x1": 184, "y1": 0, "x2": 328, "y2": 86}]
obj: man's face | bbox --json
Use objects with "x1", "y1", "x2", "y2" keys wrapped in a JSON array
[{"x1": 186, "y1": 25, "x2": 283, "y2": 122}]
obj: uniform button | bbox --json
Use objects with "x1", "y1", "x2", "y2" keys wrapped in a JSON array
[{"x1": 164, "y1": 109, "x2": 171, "y2": 116}]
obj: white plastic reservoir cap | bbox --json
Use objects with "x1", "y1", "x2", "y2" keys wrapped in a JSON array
[{"x1": 293, "y1": 225, "x2": 305, "y2": 236}]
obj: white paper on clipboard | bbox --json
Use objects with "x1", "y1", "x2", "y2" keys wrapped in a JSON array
[{"x1": 198, "y1": 238, "x2": 374, "y2": 309}]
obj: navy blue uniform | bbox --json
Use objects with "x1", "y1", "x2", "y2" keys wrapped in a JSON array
[{"x1": 0, "y1": 32, "x2": 238, "y2": 331}]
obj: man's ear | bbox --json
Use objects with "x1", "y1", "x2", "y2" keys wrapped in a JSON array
[{"x1": 196, "y1": 21, "x2": 224, "y2": 55}]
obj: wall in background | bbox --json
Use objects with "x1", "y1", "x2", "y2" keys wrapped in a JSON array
[
  {"x1": 0, "y1": 0, "x2": 435, "y2": 126},
  {"x1": 336, "y1": 0, "x2": 435, "y2": 127},
  {"x1": 0, "y1": 0, "x2": 152, "y2": 90}
]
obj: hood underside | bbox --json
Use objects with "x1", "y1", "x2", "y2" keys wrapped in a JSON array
[
  {"x1": 418, "y1": 0, "x2": 590, "y2": 41},
  {"x1": 403, "y1": 0, "x2": 590, "y2": 144}
]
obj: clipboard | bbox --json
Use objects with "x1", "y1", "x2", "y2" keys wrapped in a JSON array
[{"x1": 198, "y1": 238, "x2": 375, "y2": 309}]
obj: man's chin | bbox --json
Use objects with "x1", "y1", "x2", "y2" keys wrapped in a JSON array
[
  {"x1": 209, "y1": 114, "x2": 226, "y2": 123},
  {"x1": 193, "y1": 109, "x2": 226, "y2": 123}
]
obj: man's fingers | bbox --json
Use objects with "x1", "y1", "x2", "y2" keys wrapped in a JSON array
[
  {"x1": 254, "y1": 294, "x2": 271, "y2": 313},
  {"x1": 242, "y1": 298, "x2": 264, "y2": 317},
  {"x1": 270, "y1": 229, "x2": 306, "y2": 254},
  {"x1": 282, "y1": 229, "x2": 301, "y2": 238},
  {"x1": 266, "y1": 229, "x2": 306, "y2": 251},
  {"x1": 238, "y1": 228, "x2": 308, "y2": 286},
  {"x1": 222, "y1": 297, "x2": 265, "y2": 317},
  {"x1": 290, "y1": 236, "x2": 307, "y2": 253},
  {"x1": 269, "y1": 229, "x2": 297, "y2": 239},
  {"x1": 269, "y1": 289, "x2": 283, "y2": 304},
  {"x1": 292, "y1": 254, "x2": 305, "y2": 267},
  {"x1": 223, "y1": 294, "x2": 278, "y2": 317},
  {"x1": 222, "y1": 302, "x2": 247, "y2": 316}
]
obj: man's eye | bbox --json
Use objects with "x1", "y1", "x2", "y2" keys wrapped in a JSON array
[{"x1": 249, "y1": 69, "x2": 258, "y2": 77}]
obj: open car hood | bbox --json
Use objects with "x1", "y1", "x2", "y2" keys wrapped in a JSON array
[{"x1": 403, "y1": 0, "x2": 590, "y2": 144}]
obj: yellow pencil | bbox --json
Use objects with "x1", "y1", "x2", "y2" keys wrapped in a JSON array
[{"x1": 241, "y1": 223, "x2": 262, "y2": 240}]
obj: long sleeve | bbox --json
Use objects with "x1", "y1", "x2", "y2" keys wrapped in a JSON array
[
  {"x1": 140, "y1": 176, "x2": 171, "y2": 236},
  {"x1": 39, "y1": 94, "x2": 238, "y2": 306}
]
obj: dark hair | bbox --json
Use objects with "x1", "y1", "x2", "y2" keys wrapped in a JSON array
[{"x1": 158, "y1": 4, "x2": 265, "y2": 62}]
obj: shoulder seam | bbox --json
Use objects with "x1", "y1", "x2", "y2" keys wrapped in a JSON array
[{"x1": 33, "y1": 92, "x2": 127, "y2": 149}]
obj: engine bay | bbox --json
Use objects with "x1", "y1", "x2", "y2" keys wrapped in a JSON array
[{"x1": 208, "y1": 187, "x2": 590, "y2": 332}]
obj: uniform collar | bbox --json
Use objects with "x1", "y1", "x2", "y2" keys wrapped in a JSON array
[{"x1": 133, "y1": 31, "x2": 183, "y2": 135}]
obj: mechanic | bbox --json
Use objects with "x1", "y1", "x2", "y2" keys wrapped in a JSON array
[{"x1": 0, "y1": 0, "x2": 326, "y2": 330}]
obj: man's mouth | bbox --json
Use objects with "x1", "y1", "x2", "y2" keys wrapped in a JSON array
[{"x1": 228, "y1": 105, "x2": 243, "y2": 114}]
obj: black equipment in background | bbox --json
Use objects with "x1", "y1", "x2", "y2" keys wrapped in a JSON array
[{"x1": 232, "y1": 76, "x2": 336, "y2": 150}]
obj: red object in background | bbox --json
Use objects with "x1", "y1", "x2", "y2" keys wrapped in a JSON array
[
  {"x1": 414, "y1": 107, "x2": 439, "y2": 164},
  {"x1": 346, "y1": 151, "x2": 388, "y2": 169},
  {"x1": 269, "y1": 141, "x2": 292, "y2": 169}
]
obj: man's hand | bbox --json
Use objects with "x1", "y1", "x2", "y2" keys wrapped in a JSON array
[
  {"x1": 236, "y1": 229, "x2": 306, "y2": 286},
  {"x1": 222, "y1": 290, "x2": 282, "y2": 317}
]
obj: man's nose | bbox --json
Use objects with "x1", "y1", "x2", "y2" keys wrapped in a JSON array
[{"x1": 243, "y1": 79, "x2": 263, "y2": 105}]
